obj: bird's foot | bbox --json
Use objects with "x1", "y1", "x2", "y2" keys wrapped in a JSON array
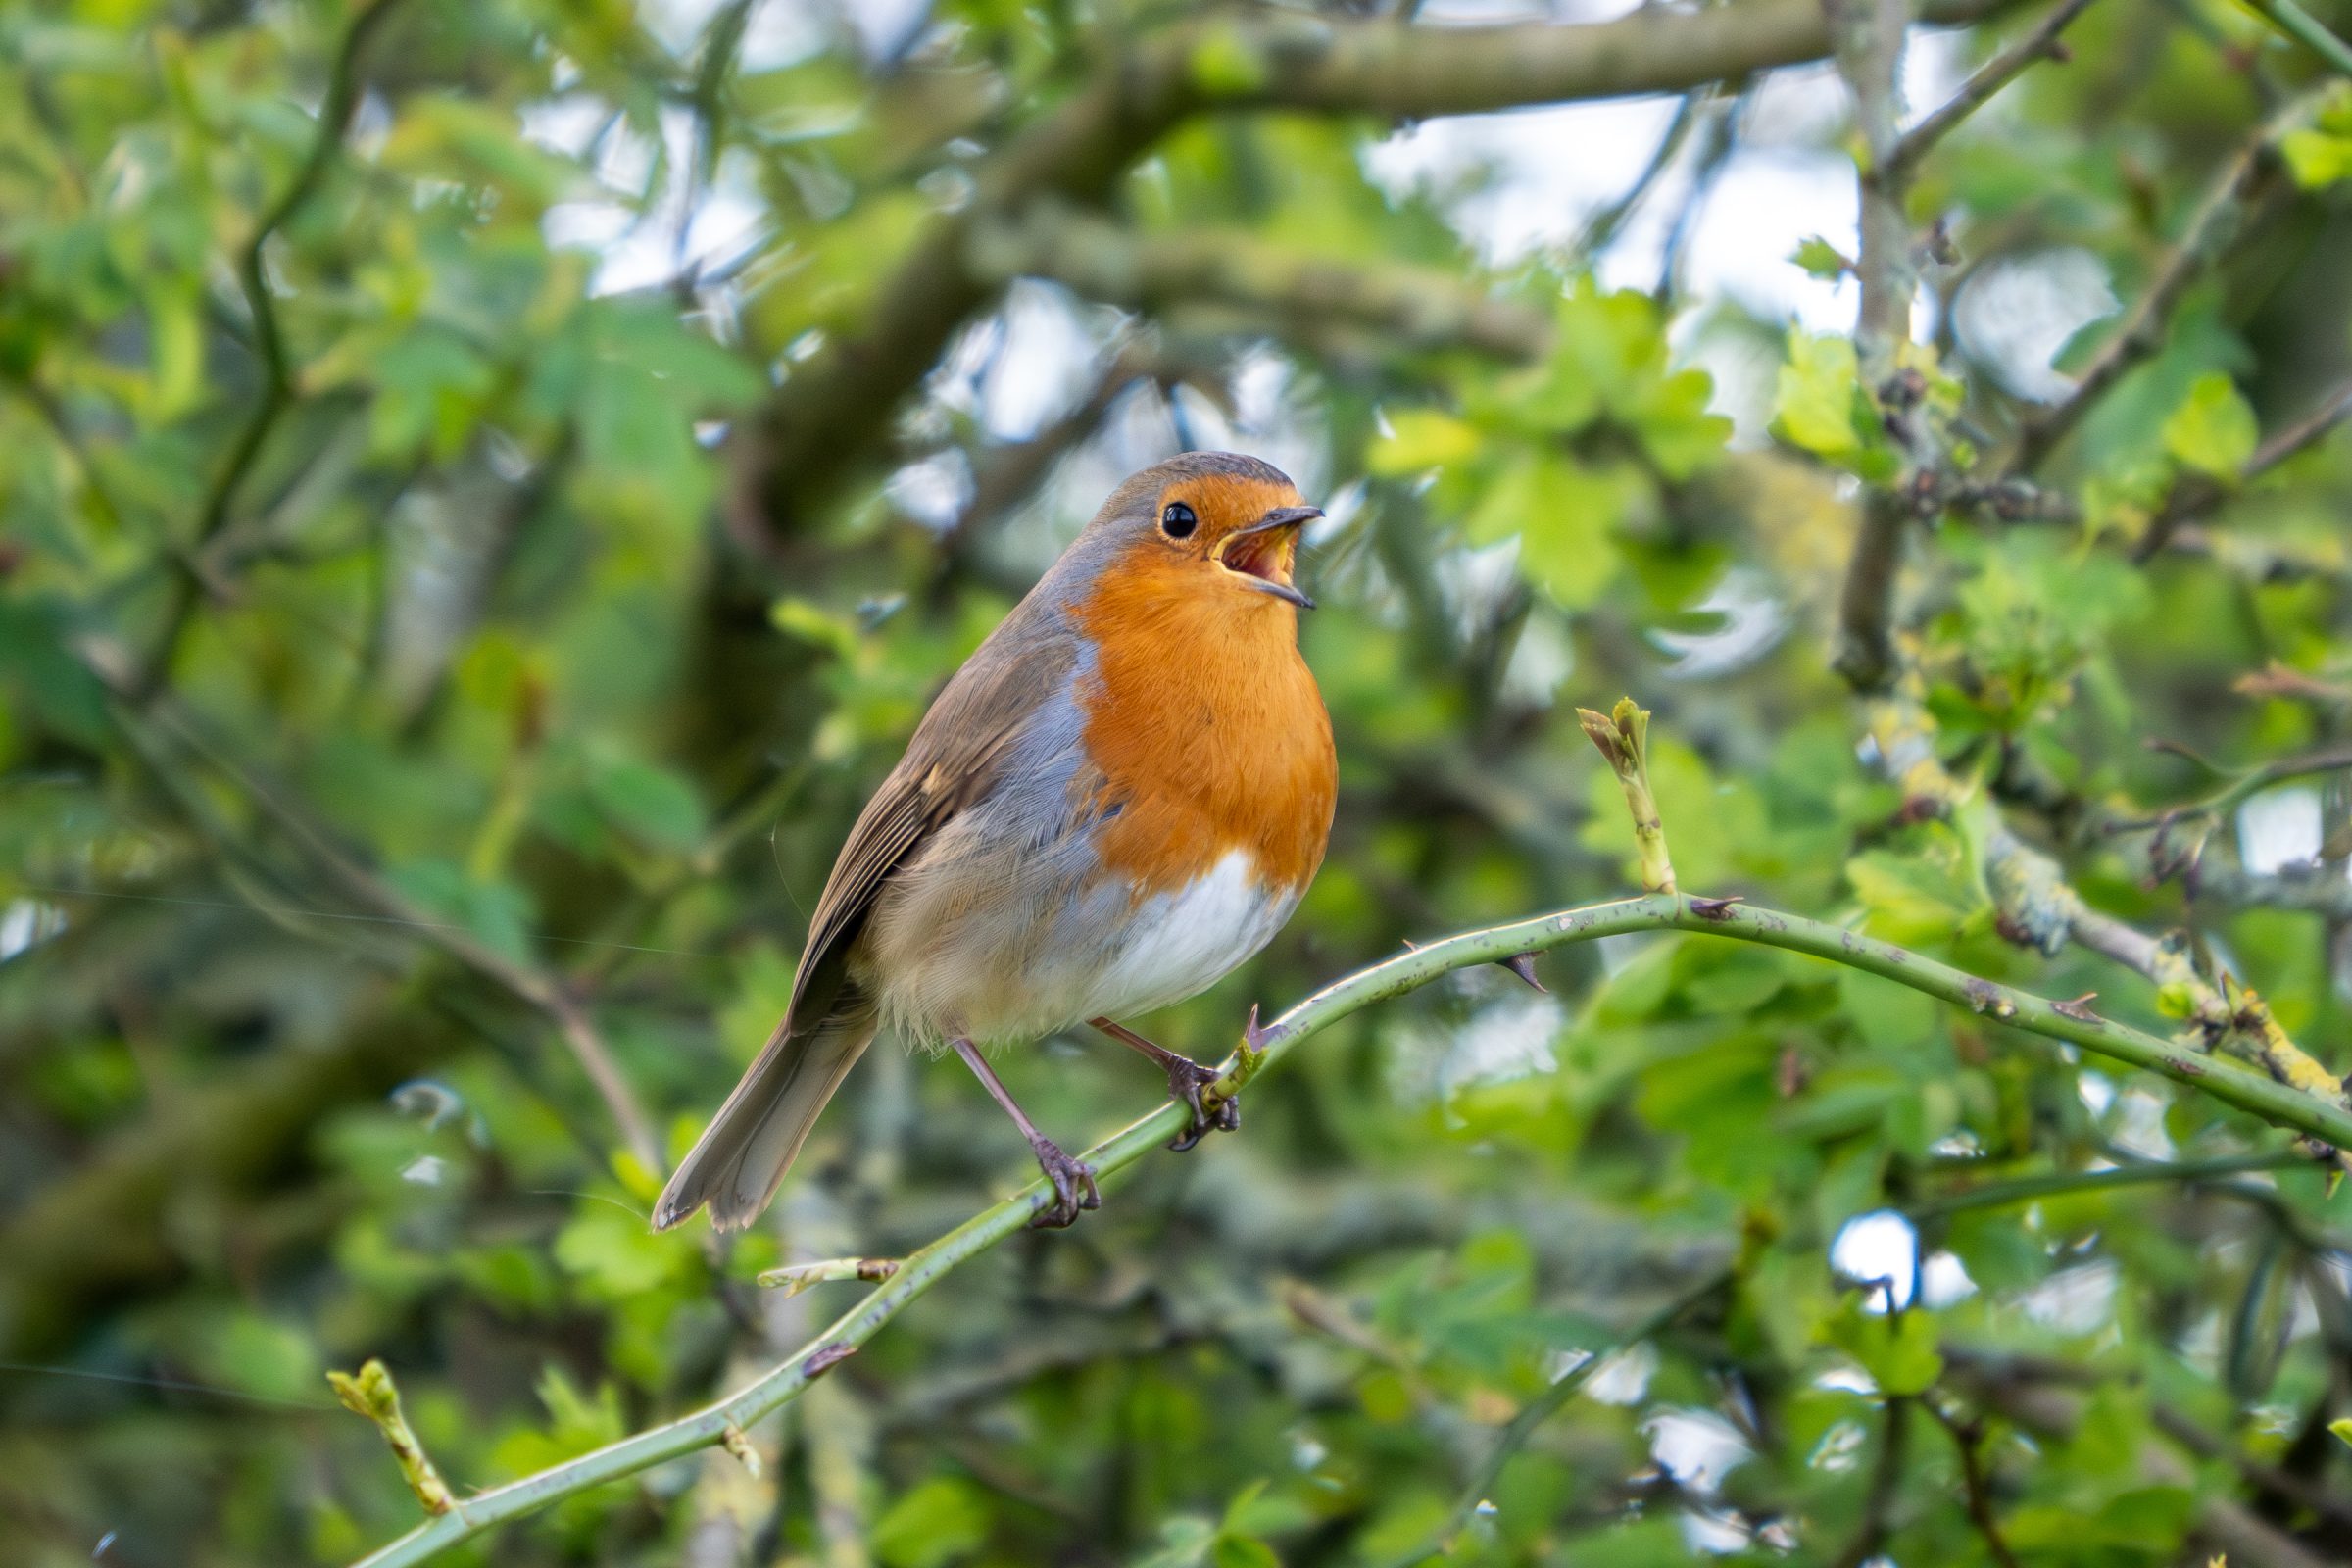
[
  {"x1": 1164, "y1": 1055, "x2": 1239, "y2": 1152},
  {"x1": 1026, "y1": 1137, "x2": 1102, "y2": 1229}
]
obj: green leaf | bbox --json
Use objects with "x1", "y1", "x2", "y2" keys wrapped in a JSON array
[
  {"x1": 1466, "y1": 452, "x2": 1628, "y2": 610},
  {"x1": 386, "y1": 859, "x2": 537, "y2": 964},
  {"x1": 489, "y1": 1367, "x2": 626, "y2": 1478},
  {"x1": 1791, "y1": 236, "x2": 1852, "y2": 279},
  {"x1": 2281, "y1": 127, "x2": 2352, "y2": 187},
  {"x1": 552, "y1": 1200, "x2": 693, "y2": 1298},
  {"x1": 2160, "y1": 371, "x2": 2258, "y2": 480},
  {"x1": 0, "y1": 595, "x2": 110, "y2": 747},
  {"x1": 1827, "y1": 1300, "x2": 1943, "y2": 1395},
  {"x1": 1133, "y1": 1518, "x2": 1218, "y2": 1568},
  {"x1": 1846, "y1": 824, "x2": 1989, "y2": 947},
  {"x1": 1210, "y1": 1538, "x2": 1281, "y2": 1568},
  {"x1": 1773, "y1": 330, "x2": 1871, "y2": 460},
  {"x1": 872, "y1": 1477, "x2": 993, "y2": 1568},
  {"x1": 1189, "y1": 25, "x2": 1270, "y2": 94},
  {"x1": 586, "y1": 755, "x2": 707, "y2": 852},
  {"x1": 1368, "y1": 408, "x2": 1482, "y2": 474},
  {"x1": 1630, "y1": 367, "x2": 1733, "y2": 480}
]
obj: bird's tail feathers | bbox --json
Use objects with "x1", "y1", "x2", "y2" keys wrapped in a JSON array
[{"x1": 651, "y1": 986, "x2": 878, "y2": 1232}]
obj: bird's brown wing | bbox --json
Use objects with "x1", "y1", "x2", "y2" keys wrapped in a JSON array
[
  {"x1": 651, "y1": 621, "x2": 1076, "y2": 1231},
  {"x1": 779, "y1": 626, "x2": 1077, "y2": 1034}
]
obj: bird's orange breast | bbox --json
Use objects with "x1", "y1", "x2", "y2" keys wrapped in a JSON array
[{"x1": 1068, "y1": 539, "x2": 1336, "y2": 900}]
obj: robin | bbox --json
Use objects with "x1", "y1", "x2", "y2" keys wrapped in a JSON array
[{"x1": 654, "y1": 452, "x2": 1336, "y2": 1232}]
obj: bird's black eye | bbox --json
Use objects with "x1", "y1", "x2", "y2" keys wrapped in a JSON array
[{"x1": 1160, "y1": 502, "x2": 1198, "y2": 539}]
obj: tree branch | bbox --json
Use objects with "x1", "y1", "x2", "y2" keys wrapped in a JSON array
[
  {"x1": 1832, "y1": 1395, "x2": 1913, "y2": 1568},
  {"x1": 966, "y1": 203, "x2": 1550, "y2": 362},
  {"x1": 747, "y1": 0, "x2": 2021, "y2": 537},
  {"x1": 0, "y1": 1002, "x2": 459, "y2": 1358},
  {"x1": 79, "y1": 644, "x2": 662, "y2": 1171},
  {"x1": 2153, "y1": 1401, "x2": 2352, "y2": 1535},
  {"x1": 1924, "y1": 1399, "x2": 2021, "y2": 1568},
  {"x1": 345, "y1": 884, "x2": 2352, "y2": 1564},
  {"x1": 1866, "y1": 687, "x2": 2352, "y2": 1132},
  {"x1": 1886, "y1": 0, "x2": 2099, "y2": 179},
  {"x1": 2132, "y1": 373, "x2": 2352, "y2": 560},
  {"x1": 2189, "y1": 860, "x2": 2352, "y2": 922},
  {"x1": 2239, "y1": 0, "x2": 2352, "y2": 80},
  {"x1": 1829, "y1": 0, "x2": 1924, "y2": 692},
  {"x1": 2006, "y1": 87, "x2": 2326, "y2": 476},
  {"x1": 1909, "y1": 1150, "x2": 2306, "y2": 1217},
  {"x1": 152, "y1": 0, "x2": 407, "y2": 683}
]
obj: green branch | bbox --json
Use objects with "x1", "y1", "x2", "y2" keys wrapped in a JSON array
[
  {"x1": 2239, "y1": 0, "x2": 2352, "y2": 79},
  {"x1": 2007, "y1": 86, "x2": 2328, "y2": 476},
  {"x1": 346, "y1": 889, "x2": 2352, "y2": 1564},
  {"x1": 199, "y1": 0, "x2": 407, "y2": 550},
  {"x1": 1908, "y1": 1151, "x2": 2305, "y2": 1217},
  {"x1": 149, "y1": 0, "x2": 408, "y2": 688}
]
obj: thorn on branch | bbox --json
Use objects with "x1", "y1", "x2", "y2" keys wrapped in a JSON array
[
  {"x1": 328, "y1": 1359, "x2": 458, "y2": 1517},
  {"x1": 1578, "y1": 696, "x2": 1677, "y2": 895},
  {"x1": 1688, "y1": 894, "x2": 1744, "y2": 920},
  {"x1": 1500, "y1": 952, "x2": 1546, "y2": 991},
  {"x1": 2051, "y1": 993, "x2": 2101, "y2": 1022},
  {"x1": 804, "y1": 1343, "x2": 858, "y2": 1379}
]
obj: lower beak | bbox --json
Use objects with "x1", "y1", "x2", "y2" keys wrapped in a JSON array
[{"x1": 1218, "y1": 506, "x2": 1321, "y2": 611}]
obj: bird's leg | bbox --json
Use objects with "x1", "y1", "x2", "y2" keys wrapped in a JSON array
[
  {"x1": 951, "y1": 1037, "x2": 1100, "y2": 1229},
  {"x1": 1089, "y1": 1016, "x2": 1239, "y2": 1152}
]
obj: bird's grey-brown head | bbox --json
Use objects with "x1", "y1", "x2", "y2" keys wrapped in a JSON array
[{"x1": 1077, "y1": 451, "x2": 1320, "y2": 611}]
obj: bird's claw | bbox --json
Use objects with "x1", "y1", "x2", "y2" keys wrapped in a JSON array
[
  {"x1": 1027, "y1": 1139, "x2": 1101, "y2": 1229},
  {"x1": 1165, "y1": 1055, "x2": 1239, "y2": 1152}
]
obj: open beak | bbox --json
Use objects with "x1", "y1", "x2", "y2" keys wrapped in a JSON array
[{"x1": 1215, "y1": 506, "x2": 1321, "y2": 610}]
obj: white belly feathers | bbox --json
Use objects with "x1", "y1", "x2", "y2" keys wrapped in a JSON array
[
  {"x1": 1077, "y1": 850, "x2": 1298, "y2": 1023},
  {"x1": 861, "y1": 845, "x2": 1298, "y2": 1048}
]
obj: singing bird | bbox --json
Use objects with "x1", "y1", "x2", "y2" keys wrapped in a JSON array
[{"x1": 654, "y1": 452, "x2": 1336, "y2": 1232}]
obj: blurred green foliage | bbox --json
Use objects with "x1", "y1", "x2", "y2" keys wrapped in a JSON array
[{"x1": 5, "y1": 0, "x2": 2352, "y2": 1565}]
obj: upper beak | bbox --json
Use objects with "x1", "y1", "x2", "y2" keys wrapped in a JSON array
[{"x1": 1218, "y1": 506, "x2": 1322, "y2": 611}]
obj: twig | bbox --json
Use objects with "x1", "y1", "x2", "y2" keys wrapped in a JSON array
[
  {"x1": 2189, "y1": 858, "x2": 2352, "y2": 922},
  {"x1": 1578, "y1": 699, "x2": 1677, "y2": 894},
  {"x1": 1572, "y1": 87, "x2": 1713, "y2": 261},
  {"x1": 1867, "y1": 686, "x2": 2352, "y2": 1132},
  {"x1": 1909, "y1": 1150, "x2": 2306, "y2": 1216},
  {"x1": 2133, "y1": 374, "x2": 2352, "y2": 559},
  {"x1": 1951, "y1": 1351, "x2": 2340, "y2": 1568},
  {"x1": 2007, "y1": 87, "x2": 2328, "y2": 475},
  {"x1": 1831, "y1": 1395, "x2": 1912, "y2": 1568},
  {"x1": 344, "y1": 885, "x2": 2352, "y2": 1565},
  {"x1": 328, "y1": 1359, "x2": 460, "y2": 1518},
  {"x1": 2153, "y1": 1401, "x2": 2352, "y2": 1533},
  {"x1": 152, "y1": 0, "x2": 407, "y2": 683},
  {"x1": 2239, "y1": 0, "x2": 2352, "y2": 79},
  {"x1": 81, "y1": 662, "x2": 662, "y2": 1171},
  {"x1": 1887, "y1": 0, "x2": 2100, "y2": 178},
  {"x1": 1925, "y1": 1399, "x2": 2021, "y2": 1568},
  {"x1": 1389, "y1": 1270, "x2": 1733, "y2": 1567}
]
